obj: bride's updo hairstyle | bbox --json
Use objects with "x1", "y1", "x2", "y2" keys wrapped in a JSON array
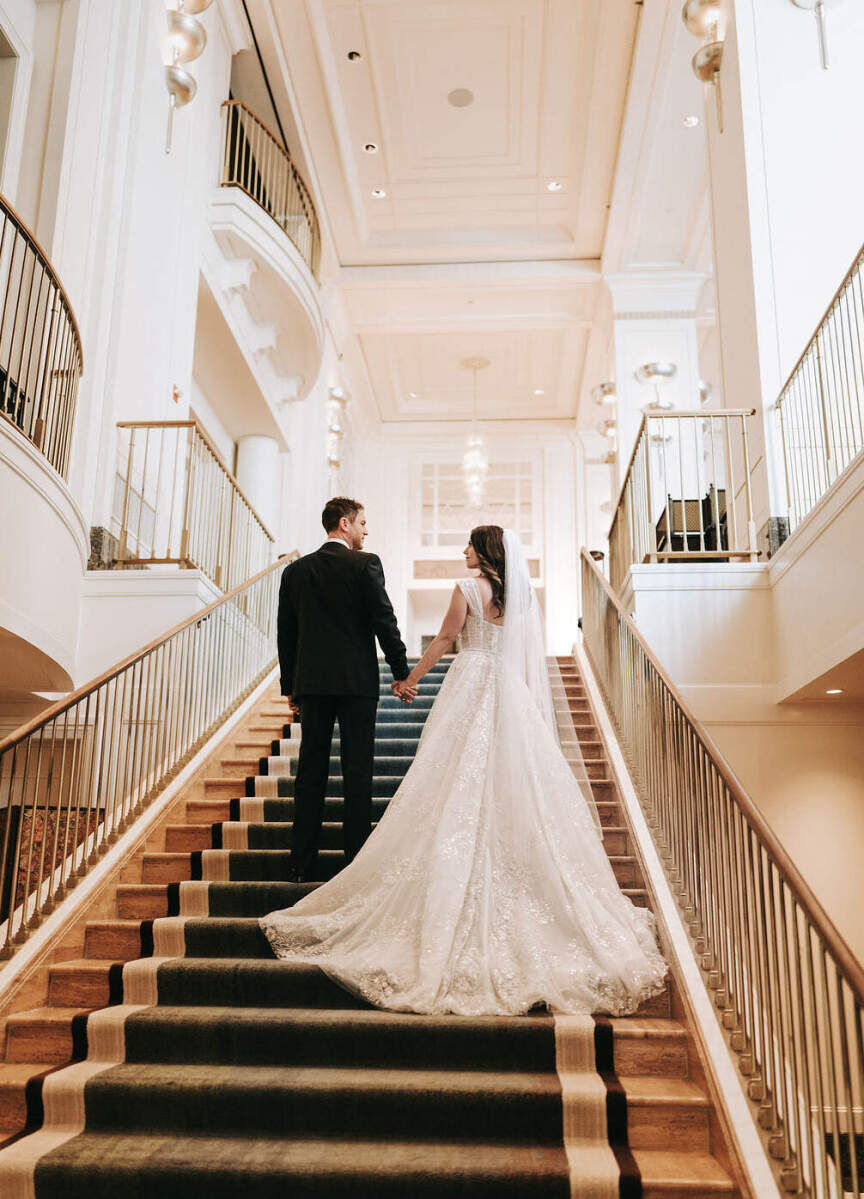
[{"x1": 469, "y1": 525, "x2": 506, "y2": 615}]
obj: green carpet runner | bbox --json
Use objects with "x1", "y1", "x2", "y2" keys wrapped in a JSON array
[{"x1": 0, "y1": 659, "x2": 650, "y2": 1198}]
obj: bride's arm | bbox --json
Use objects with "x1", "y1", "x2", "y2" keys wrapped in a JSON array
[{"x1": 403, "y1": 585, "x2": 468, "y2": 688}]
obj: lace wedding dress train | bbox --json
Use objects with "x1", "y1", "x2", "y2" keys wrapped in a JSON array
[{"x1": 260, "y1": 566, "x2": 667, "y2": 1017}]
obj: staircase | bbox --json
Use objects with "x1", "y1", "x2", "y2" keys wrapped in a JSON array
[{"x1": 0, "y1": 658, "x2": 739, "y2": 1197}]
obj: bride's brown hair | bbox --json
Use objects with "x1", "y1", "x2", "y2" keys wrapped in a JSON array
[{"x1": 469, "y1": 525, "x2": 506, "y2": 615}]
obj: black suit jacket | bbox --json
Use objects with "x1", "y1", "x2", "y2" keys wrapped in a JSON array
[{"x1": 278, "y1": 542, "x2": 409, "y2": 699}]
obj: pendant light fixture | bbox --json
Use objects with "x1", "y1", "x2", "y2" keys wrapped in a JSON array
[
  {"x1": 164, "y1": 1, "x2": 213, "y2": 154},
  {"x1": 460, "y1": 356, "x2": 490, "y2": 510}
]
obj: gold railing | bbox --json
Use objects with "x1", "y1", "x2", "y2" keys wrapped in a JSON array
[
  {"x1": 581, "y1": 548, "x2": 864, "y2": 1198},
  {"x1": 114, "y1": 419, "x2": 274, "y2": 591},
  {"x1": 221, "y1": 99, "x2": 321, "y2": 279},
  {"x1": 777, "y1": 242, "x2": 864, "y2": 532},
  {"x1": 0, "y1": 194, "x2": 83, "y2": 479},
  {"x1": 609, "y1": 408, "x2": 758, "y2": 594},
  {"x1": 0, "y1": 554, "x2": 295, "y2": 961}
]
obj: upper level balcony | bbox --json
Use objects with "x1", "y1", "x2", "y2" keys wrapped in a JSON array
[
  {"x1": 221, "y1": 100, "x2": 321, "y2": 281},
  {"x1": 0, "y1": 195, "x2": 86, "y2": 712},
  {"x1": 0, "y1": 195, "x2": 83, "y2": 481}
]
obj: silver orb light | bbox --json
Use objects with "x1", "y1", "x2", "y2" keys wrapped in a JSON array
[{"x1": 682, "y1": 0, "x2": 723, "y2": 38}]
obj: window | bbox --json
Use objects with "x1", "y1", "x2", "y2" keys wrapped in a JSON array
[{"x1": 420, "y1": 461, "x2": 534, "y2": 547}]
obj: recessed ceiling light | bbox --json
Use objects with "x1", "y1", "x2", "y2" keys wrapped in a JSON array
[
  {"x1": 533, "y1": 388, "x2": 545, "y2": 396},
  {"x1": 363, "y1": 142, "x2": 378, "y2": 154},
  {"x1": 683, "y1": 114, "x2": 700, "y2": 128},
  {"x1": 546, "y1": 181, "x2": 563, "y2": 192},
  {"x1": 371, "y1": 188, "x2": 386, "y2": 198},
  {"x1": 347, "y1": 50, "x2": 363, "y2": 61},
  {"x1": 407, "y1": 391, "x2": 419, "y2": 399},
  {"x1": 826, "y1": 688, "x2": 844, "y2": 695}
]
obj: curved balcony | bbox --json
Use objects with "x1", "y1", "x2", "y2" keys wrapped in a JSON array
[
  {"x1": 221, "y1": 100, "x2": 321, "y2": 279},
  {"x1": 0, "y1": 195, "x2": 83, "y2": 480}
]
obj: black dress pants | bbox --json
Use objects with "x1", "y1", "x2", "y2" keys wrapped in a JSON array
[{"x1": 291, "y1": 694, "x2": 378, "y2": 875}]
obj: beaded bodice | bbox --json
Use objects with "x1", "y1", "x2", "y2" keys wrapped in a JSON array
[{"x1": 455, "y1": 579, "x2": 503, "y2": 656}]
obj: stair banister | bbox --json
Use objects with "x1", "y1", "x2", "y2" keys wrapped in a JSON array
[
  {"x1": 0, "y1": 553, "x2": 297, "y2": 963},
  {"x1": 580, "y1": 546, "x2": 864, "y2": 1198}
]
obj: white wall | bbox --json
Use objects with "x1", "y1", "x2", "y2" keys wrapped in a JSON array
[
  {"x1": 704, "y1": 0, "x2": 864, "y2": 525},
  {"x1": 0, "y1": 418, "x2": 88, "y2": 698},
  {"x1": 622, "y1": 561, "x2": 864, "y2": 963}
]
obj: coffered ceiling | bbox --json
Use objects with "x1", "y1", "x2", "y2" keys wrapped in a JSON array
[
  {"x1": 253, "y1": 0, "x2": 639, "y2": 266},
  {"x1": 245, "y1": 0, "x2": 713, "y2": 426}
]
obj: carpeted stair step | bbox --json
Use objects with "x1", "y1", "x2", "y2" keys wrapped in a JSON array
[
  {"x1": 190, "y1": 849, "x2": 643, "y2": 888},
  {"x1": 374, "y1": 709, "x2": 431, "y2": 725},
  {"x1": 220, "y1": 758, "x2": 261, "y2": 778},
  {"x1": 75, "y1": 1063, "x2": 564, "y2": 1143},
  {"x1": 113, "y1": 1005, "x2": 555, "y2": 1070},
  {"x1": 285, "y1": 755, "x2": 414, "y2": 778},
  {"x1": 229, "y1": 797, "x2": 391, "y2": 823},
  {"x1": 128, "y1": 958, "x2": 672, "y2": 1017},
  {"x1": 241, "y1": 776, "x2": 405, "y2": 799},
  {"x1": 164, "y1": 878, "x2": 652, "y2": 918},
  {"x1": 216, "y1": 820, "x2": 377, "y2": 851},
  {"x1": 141, "y1": 853, "x2": 194, "y2": 884},
  {"x1": 174, "y1": 881, "x2": 318, "y2": 918},
  {"x1": 28, "y1": 1131, "x2": 570, "y2": 1199}
]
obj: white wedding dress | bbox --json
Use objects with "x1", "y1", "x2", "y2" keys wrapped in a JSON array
[{"x1": 261, "y1": 536, "x2": 667, "y2": 1017}]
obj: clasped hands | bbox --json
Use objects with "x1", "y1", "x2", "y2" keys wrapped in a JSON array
[{"x1": 391, "y1": 678, "x2": 417, "y2": 704}]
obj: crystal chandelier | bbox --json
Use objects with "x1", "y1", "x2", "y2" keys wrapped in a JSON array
[{"x1": 460, "y1": 356, "x2": 490, "y2": 509}]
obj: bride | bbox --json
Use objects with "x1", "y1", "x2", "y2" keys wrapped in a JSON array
[{"x1": 260, "y1": 526, "x2": 667, "y2": 1016}]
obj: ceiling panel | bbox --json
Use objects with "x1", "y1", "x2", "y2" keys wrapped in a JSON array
[{"x1": 267, "y1": 0, "x2": 639, "y2": 264}]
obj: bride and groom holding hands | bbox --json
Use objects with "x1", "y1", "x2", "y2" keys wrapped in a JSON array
[{"x1": 261, "y1": 495, "x2": 666, "y2": 1017}]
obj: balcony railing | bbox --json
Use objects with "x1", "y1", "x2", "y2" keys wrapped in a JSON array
[
  {"x1": 221, "y1": 99, "x2": 321, "y2": 279},
  {"x1": 608, "y1": 408, "x2": 759, "y2": 594},
  {"x1": 0, "y1": 554, "x2": 294, "y2": 961},
  {"x1": 776, "y1": 242, "x2": 864, "y2": 532},
  {"x1": 0, "y1": 194, "x2": 83, "y2": 479},
  {"x1": 581, "y1": 547, "x2": 864, "y2": 1198},
  {"x1": 114, "y1": 419, "x2": 274, "y2": 591}
]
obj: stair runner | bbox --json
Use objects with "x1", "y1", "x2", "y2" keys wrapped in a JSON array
[{"x1": 0, "y1": 658, "x2": 736, "y2": 1198}]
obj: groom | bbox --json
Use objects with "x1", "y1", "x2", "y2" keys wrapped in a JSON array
[{"x1": 277, "y1": 497, "x2": 415, "y2": 882}]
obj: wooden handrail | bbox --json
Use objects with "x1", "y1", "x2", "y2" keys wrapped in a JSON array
[
  {"x1": 0, "y1": 554, "x2": 294, "y2": 757},
  {"x1": 581, "y1": 546, "x2": 864, "y2": 1000}
]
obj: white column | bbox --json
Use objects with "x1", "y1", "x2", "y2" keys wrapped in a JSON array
[
  {"x1": 605, "y1": 273, "x2": 705, "y2": 488},
  {"x1": 236, "y1": 435, "x2": 282, "y2": 540},
  {"x1": 696, "y1": 0, "x2": 864, "y2": 535}
]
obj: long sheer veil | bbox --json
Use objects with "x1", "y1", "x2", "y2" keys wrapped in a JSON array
[
  {"x1": 501, "y1": 529, "x2": 556, "y2": 735},
  {"x1": 499, "y1": 528, "x2": 602, "y2": 831}
]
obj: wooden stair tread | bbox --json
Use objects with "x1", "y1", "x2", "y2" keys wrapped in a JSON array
[
  {"x1": 620, "y1": 1075, "x2": 709, "y2": 1104},
  {"x1": 5, "y1": 1006, "x2": 88, "y2": 1025},
  {"x1": 609, "y1": 1017, "x2": 686, "y2": 1038},
  {"x1": 633, "y1": 1148, "x2": 734, "y2": 1190}
]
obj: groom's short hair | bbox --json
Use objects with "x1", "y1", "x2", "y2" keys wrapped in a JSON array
[{"x1": 322, "y1": 496, "x2": 363, "y2": 532}]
